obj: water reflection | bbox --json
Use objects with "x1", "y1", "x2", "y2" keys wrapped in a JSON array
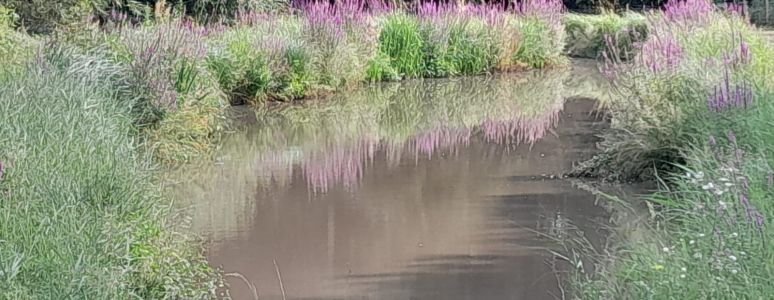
[{"x1": 166, "y1": 60, "x2": 611, "y2": 299}]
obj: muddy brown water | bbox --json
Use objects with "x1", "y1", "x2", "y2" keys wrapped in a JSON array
[{"x1": 167, "y1": 60, "x2": 619, "y2": 300}]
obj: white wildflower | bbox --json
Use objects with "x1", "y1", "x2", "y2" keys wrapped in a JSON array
[
  {"x1": 715, "y1": 189, "x2": 724, "y2": 196},
  {"x1": 729, "y1": 255, "x2": 737, "y2": 261},
  {"x1": 697, "y1": 171, "x2": 705, "y2": 179},
  {"x1": 731, "y1": 269, "x2": 738, "y2": 274},
  {"x1": 719, "y1": 177, "x2": 729, "y2": 182},
  {"x1": 699, "y1": 233, "x2": 706, "y2": 237},
  {"x1": 663, "y1": 247, "x2": 670, "y2": 253},
  {"x1": 693, "y1": 253, "x2": 703, "y2": 259},
  {"x1": 702, "y1": 183, "x2": 715, "y2": 190},
  {"x1": 681, "y1": 267, "x2": 687, "y2": 272},
  {"x1": 680, "y1": 274, "x2": 686, "y2": 278},
  {"x1": 689, "y1": 240, "x2": 695, "y2": 245},
  {"x1": 724, "y1": 182, "x2": 734, "y2": 187},
  {"x1": 730, "y1": 232, "x2": 738, "y2": 238}
]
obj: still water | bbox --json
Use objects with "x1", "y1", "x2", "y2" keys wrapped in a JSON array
[{"x1": 168, "y1": 60, "x2": 613, "y2": 299}]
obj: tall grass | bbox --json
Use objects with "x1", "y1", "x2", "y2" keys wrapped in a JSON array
[
  {"x1": 570, "y1": 1, "x2": 774, "y2": 298},
  {"x1": 379, "y1": 12, "x2": 426, "y2": 78},
  {"x1": 106, "y1": 19, "x2": 228, "y2": 163},
  {"x1": 0, "y1": 47, "x2": 219, "y2": 299}
]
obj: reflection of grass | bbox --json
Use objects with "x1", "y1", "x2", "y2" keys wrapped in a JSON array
[{"x1": 203, "y1": 64, "x2": 608, "y2": 192}]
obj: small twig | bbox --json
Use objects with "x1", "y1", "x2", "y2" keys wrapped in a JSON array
[
  {"x1": 274, "y1": 259, "x2": 287, "y2": 300},
  {"x1": 224, "y1": 272, "x2": 259, "y2": 300}
]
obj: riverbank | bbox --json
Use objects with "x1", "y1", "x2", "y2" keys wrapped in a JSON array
[
  {"x1": 0, "y1": 2, "x2": 580, "y2": 298},
  {"x1": 568, "y1": 1, "x2": 774, "y2": 298}
]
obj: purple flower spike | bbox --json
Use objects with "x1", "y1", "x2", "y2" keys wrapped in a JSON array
[{"x1": 740, "y1": 41, "x2": 751, "y2": 64}]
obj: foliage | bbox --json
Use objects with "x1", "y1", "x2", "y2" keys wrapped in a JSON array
[
  {"x1": 571, "y1": 2, "x2": 774, "y2": 299},
  {"x1": 0, "y1": 46, "x2": 220, "y2": 299},
  {"x1": 564, "y1": 11, "x2": 648, "y2": 58},
  {"x1": 379, "y1": 13, "x2": 426, "y2": 78}
]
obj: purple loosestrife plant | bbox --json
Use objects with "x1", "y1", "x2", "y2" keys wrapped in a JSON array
[
  {"x1": 725, "y1": 2, "x2": 750, "y2": 21},
  {"x1": 636, "y1": 32, "x2": 685, "y2": 73},
  {"x1": 300, "y1": 0, "x2": 375, "y2": 87},
  {"x1": 118, "y1": 20, "x2": 209, "y2": 112},
  {"x1": 707, "y1": 70, "x2": 754, "y2": 112},
  {"x1": 663, "y1": 0, "x2": 714, "y2": 24}
]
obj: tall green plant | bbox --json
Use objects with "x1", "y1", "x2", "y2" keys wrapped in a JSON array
[{"x1": 379, "y1": 13, "x2": 426, "y2": 78}]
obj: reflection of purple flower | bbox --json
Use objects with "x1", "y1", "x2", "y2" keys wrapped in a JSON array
[
  {"x1": 411, "y1": 127, "x2": 472, "y2": 159},
  {"x1": 481, "y1": 110, "x2": 561, "y2": 145}
]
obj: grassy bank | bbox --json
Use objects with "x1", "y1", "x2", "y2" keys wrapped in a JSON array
[
  {"x1": 571, "y1": 0, "x2": 774, "y2": 298},
  {"x1": 0, "y1": 47, "x2": 221, "y2": 298},
  {"x1": 0, "y1": 1, "x2": 574, "y2": 298}
]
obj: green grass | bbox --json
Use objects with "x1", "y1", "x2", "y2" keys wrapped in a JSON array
[
  {"x1": 379, "y1": 13, "x2": 426, "y2": 79},
  {"x1": 0, "y1": 47, "x2": 220, "y2": 299},
  {"x1": 515, "y1": 17, "x2": 558, "y2": 69},
  {"x1": 570, "y1": 6, "x2": 774, "y2": 299}
]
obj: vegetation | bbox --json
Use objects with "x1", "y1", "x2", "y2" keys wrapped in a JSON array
[
  {"x1": 570, "y1": 0, "x2": 774, "y2": 298},
  {"x1": 0, "y1": 45, "x2": 220, "y2": 298},
  {"x1": 564, "y1": 11, "x2": 647, "y2": 58},
  {"x1": 0, "y1": 0, "x2": 578, "y2": 298}
]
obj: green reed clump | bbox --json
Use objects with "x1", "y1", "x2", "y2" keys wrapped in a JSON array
[
  {"x1": 379, "y1": 13, "x2": 426, "y2": 78},
  {"x1": 422, "y1": 16, "x2": 499, "y2": 77},
  {"x1": 0, "y1": 47, "x2": 220, "y2": 299},
  {"x1": 514, "y1": 17, "x2": 556, "y2": 69}
]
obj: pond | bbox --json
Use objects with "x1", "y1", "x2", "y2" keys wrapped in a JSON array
[{"x1": 166, "y1": 59, "x2": 618, "y2": 300}]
